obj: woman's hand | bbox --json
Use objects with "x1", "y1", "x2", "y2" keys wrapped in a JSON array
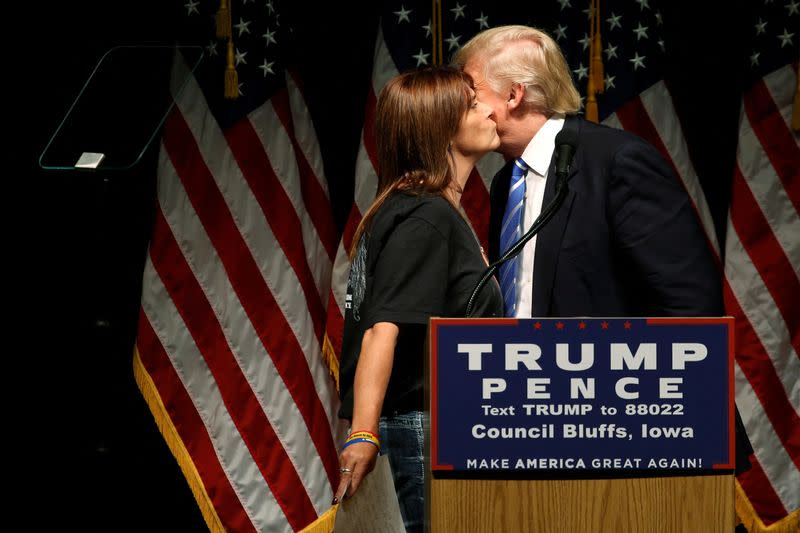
[{"x1": 334, "y1": 441, "x2": 379, "y2": 503}]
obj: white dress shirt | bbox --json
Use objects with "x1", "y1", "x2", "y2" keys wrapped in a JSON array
[{"x1": 513, "y1": 114, "x2": 565, "y2": 317}]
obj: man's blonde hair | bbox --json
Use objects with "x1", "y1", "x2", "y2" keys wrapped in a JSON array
[{"x1": 454, "y1": 25, "x2": 581, "y2": 115}]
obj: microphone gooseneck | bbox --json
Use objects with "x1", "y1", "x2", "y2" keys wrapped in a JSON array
[{"x1": 465, "y1": 129, "x2": 578, "y2": 317}]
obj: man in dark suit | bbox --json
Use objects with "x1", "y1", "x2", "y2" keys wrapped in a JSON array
[{"x1": 455, "y1": 25, "x2": 721, "y2": 318}]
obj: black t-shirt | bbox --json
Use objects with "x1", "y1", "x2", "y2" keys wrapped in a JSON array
[{"x1": 338, "y1": 191, "x2": 503, "y2": 419}]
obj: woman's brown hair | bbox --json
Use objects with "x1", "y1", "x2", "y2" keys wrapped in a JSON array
[{"x1": 349, "y1": 66, "x2": 473, "y2": 257}]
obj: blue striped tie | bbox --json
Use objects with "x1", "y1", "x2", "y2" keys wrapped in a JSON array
[{"x1": 498, "y1": 158, "x2": 528, "y2": 316}]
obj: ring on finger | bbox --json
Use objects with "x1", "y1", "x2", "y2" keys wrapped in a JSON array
[{"x1": 339, "y1": 467, "x2": 352, "y2": 474}]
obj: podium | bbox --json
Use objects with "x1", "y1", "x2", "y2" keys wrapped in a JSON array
[
  {"x1": 427, "y1": 318, "x2": 735, "y2": 532},
  {"x1": 37, "y1": 45, "x2": 204, "y2": 327}
]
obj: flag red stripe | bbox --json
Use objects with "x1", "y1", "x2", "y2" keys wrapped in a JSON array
[
  {"x1": 163, "y1": 111, "x2": 340, "y2": 491},
  {"x1": 362, "y1": 89, "x2": 380, "y2": 174},
  {"x1": 224, "y1": 118, "x2": 326, "y2": 342},
  {"x1": 461, "y1": 168, "x2": 490, "y2": 252},
  {"x1": 737, "y1": 453, "x2": 790, "y2": 526},
  {"x1": 723, "y1": 280, "x2": 800, "y2": 469},
  {"x1": 742, "y1": 80, "x2": 800, "y2": 212},
  {"x1": 137, "y1": 308, "x2": 256, "y2": 533},
  {"x1": 271, "y1": 89, "x2": 338, "y2": 260},
  {"x1": 149, "y1": 208, "x2": 318, "y2": 529},
  {"x1": 730, "y1": 166, "x2": 800, "y2": 355}
]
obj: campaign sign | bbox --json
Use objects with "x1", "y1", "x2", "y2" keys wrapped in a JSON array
[{"x1": 429, "y1": 318, "x2": 734, "y2": 474}]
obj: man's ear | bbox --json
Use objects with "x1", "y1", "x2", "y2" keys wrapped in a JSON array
[{"x1": 507, "y1": 83, "x2": 526, "y2": 112}]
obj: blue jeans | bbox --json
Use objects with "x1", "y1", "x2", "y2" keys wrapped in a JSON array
[{"x1": 379, "y1": 411, "x2": 425, "y2": 533}]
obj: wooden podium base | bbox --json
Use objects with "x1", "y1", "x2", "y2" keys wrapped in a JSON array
[{"x1": 429, "y1": 475, "x2": 733, "y2": 532}]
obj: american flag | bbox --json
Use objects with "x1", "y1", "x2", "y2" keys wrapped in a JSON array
[
  {"x1": 134, "y1": 1, "x2": 344, "y2": 531},
  {"x1": 727, "y1": 1, "x2": 799, "y2": 530},
  {"x1": 322, "y1": 0, "x2": 506, "y2": 373}
]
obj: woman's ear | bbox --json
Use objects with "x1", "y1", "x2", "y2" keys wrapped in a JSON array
[{"x1": 507, "y1": 83, "x2": 525, "y2": 111}]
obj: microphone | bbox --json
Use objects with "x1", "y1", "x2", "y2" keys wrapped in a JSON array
[
  {"x1": 465, "y1": 127, "x2": 578, "y2": 317},
  {"x1": 554, "y1": 129, "x2": 578, "y2": 177}
]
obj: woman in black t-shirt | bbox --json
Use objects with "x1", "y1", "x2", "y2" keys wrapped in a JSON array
[{"x1": 334, "y1": 66, "x2": 503, "y2": 531}]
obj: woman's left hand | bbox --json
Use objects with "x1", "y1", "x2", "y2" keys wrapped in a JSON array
[{"x1": 334, "y1": 441, "x2": 379, "y2": 503}]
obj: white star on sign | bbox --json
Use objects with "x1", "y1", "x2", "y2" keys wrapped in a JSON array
[
  {"x1": 266, "y1": 0, "x2": 275, "y2": 14},
  {"x1": 786, "y1": 1, "x2": 800, "y2": 16},
  {"x1": 573, "y1": 63, "x2": 588, "y2": 80},
  {"x1": 446, "y1": 33, "x2": 461, "y2": 51},
  {"x1": 578, "y1": 33, "x2": 591, "y2": 50},
  {"x1": 554, "y1": 24, "x2": 568, "y2": 41},
  {"x1": 635, "y1": 0, "x2": 650, "y2": 10},
  {"x1": 395, "y1": 5, "x2": 412, "y2": 23},
  {"x1": 185, "y1": 0, "x2": 199, "y2": 16},
  {"x1": 755, "y1": 19, "x2": 767, "y2": 35},
  {"x1": 234, "y1": 18, "x2": 252, "y2": 37},
  {"x1": 557, "y1": 0, "x2": 572, "y2": 10},
  {"x1": 235, "y1": 48, "x2": 247, "y2": 65},
  {"x1": 206, "y1": 40, "x2": 218, "y2": 56},
  {"x1": 263, "y1": 28, "x2": 277, "y2": 46},
  {"x1": 451, "y1": 3, "x2": 465, "y2": 20},
  {"x1": 238, "y1": 82, "x2": 244, "y2": 96},
  {"x1": 259, "y1": 59, "x2": 275, "y2": 76},
  {"x1": 606, "y1": 13, "x2": 622, "y2": 30},
  {"x1": 777, "y1": 28, "x2": 795, "y2": 47},
  {"x1": 658, "y1": 39, "x2": 665, "y2": 51},
  {"x1": 605, "y1": 43, "x2": 618, "y2": 59},
  {"x1": 633, "y1": 23, "x2": 649, "y2": 40},
  {"x1": 629, "y1": 52, "x2": 646, "y2": 70},
  {"x1": 413, "y1": 49, "x2": 430, "y2": 66},
  {"x1": 475, "y1": 12, "x2": 489, "y2": 29},
  {"x1": 423, "y1": 19, "x2": 432, "y2": 37},
  {"x1": 604, "y1": 74, "x2": 616, "y2": 89},
  {"x1": 750, "y1": 51, "x2": 760, "y2": 66}
]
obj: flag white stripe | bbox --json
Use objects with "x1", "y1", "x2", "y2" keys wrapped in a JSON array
[
  {"x1": 725, "y1": 223, "x2": 800, "y2": 410},
  {"x1": 354, "y1": 140, "x2": 380, "y2": 215},
  {"x1": 762, "y1": 65, "x2": 800, "y2": 133},
  {"x1": 371, "y1": 27, "x2": 399, "y2": 96},
  {"x1": 249, "y1": 101, "x2": 333, "y2": 300},
  {"x1": 639, "y1": 82, "x2": 721, "y2": 255},
  {"x1": 141, "y1": 258, "x2": 286, "y2": 533},
  {"x1": 737, "y1": 107, "x2": 800, "y2": 280},
  {"x1": 602, "y1": 113, "x2": 623, "y2": 130},
  {"x1": 330, "y1": 243, "x2": 350, "y2": 316},
  {"x1": 735, "y1": 362, "x2": 800, "y2": 511},
  {"x1": 157, "y1": 150, "x2": 331, "y2": 514},
  {"x1": 285, "y1": 71, "x2": 330, "y2": 197},
  {"x1": 171, "y1": 62, "x2": 340, "y2": 429},
  {"x1": 476, "y1": 152, "x2": 505, "y2": 189}
]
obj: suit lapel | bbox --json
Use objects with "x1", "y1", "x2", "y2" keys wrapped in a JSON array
[{"x1": 532, "y1": 116, "x2": 582, "y2": 316}]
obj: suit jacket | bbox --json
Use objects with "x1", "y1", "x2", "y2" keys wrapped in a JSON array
[{"x1": 488, "y1": 115, "x2": 722, "y2": 317}]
